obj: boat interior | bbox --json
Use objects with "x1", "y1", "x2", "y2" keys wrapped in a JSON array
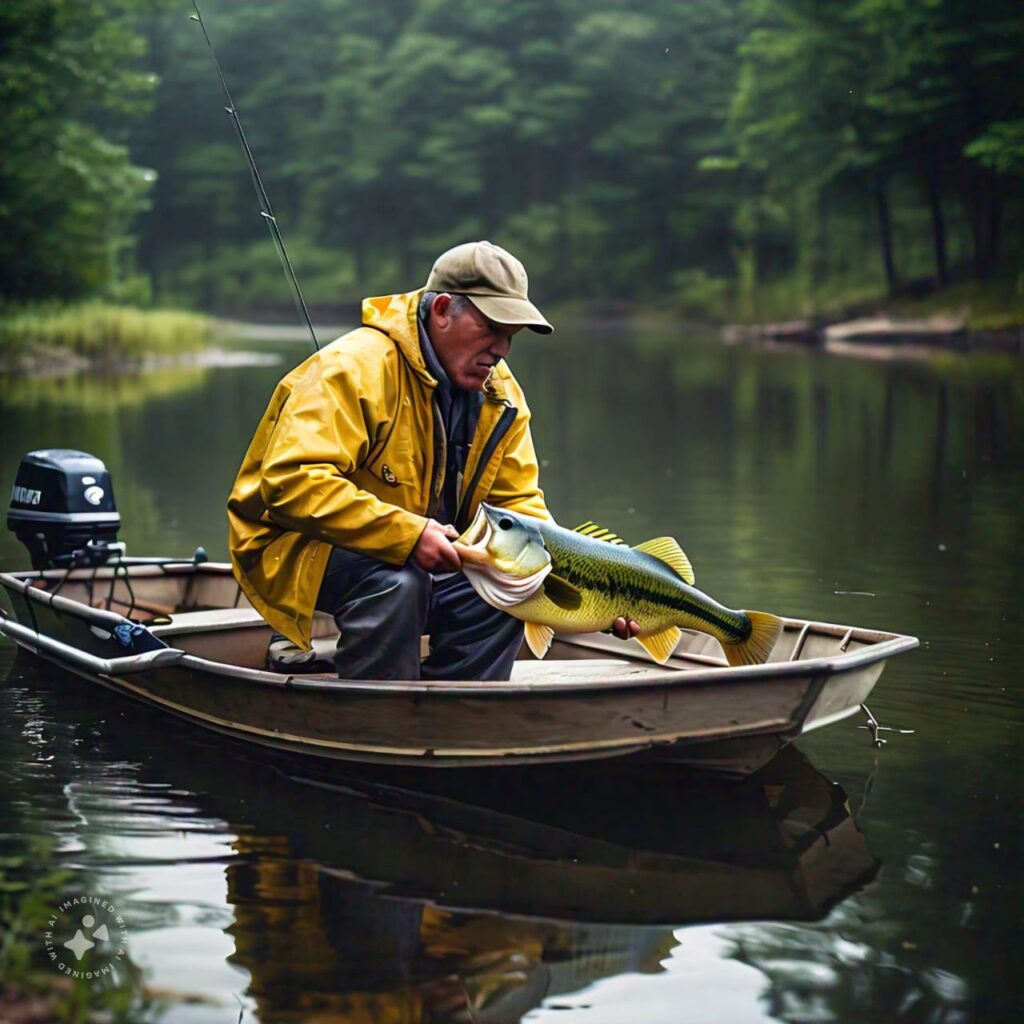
[{"x1": 5, "y1": 561, "x2": 899, "y2": 681}]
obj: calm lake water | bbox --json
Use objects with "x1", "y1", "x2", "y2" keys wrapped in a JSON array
[{"x1": 0, "y1": 326, "x2": 1020, "y2": 1022}]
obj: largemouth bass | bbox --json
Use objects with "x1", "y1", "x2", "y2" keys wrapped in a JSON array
[{"x1": 455, "y1": 504, "x2": 783, "y2": 666}]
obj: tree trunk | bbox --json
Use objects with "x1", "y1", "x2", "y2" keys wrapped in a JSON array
[
  {"x1": 397, "y1": 229, "x2": 414, "y2": 284},
  {"x1": 813, "y1": 188, "x2": 830, "y2": 290},
  {"x1": 653, "y1": 191, "x2": 674, "y2": 279},
  {"x1": 964, "y1": 163, "x2": 996, "y2": 280},
  {"x1": 529, "y1": 144, "x2": 545, "y2": 205},
  {"x1": 923, "y1": 159, "x2": 949, "y2": 288},
  {"x1": 971, "y1": 169, "x2": 1004, "y2": 278},
  {"x1": 874, "y1": 179, "x2": 897, "y2": 294},
  {"x1": 986, "y1": 187, "x2": 1002, "y2": 275},
  {"x1": 202, "y1": 231, "x2": 216, "y2": 311},
  {"x1": 352, "y1": 216, "x2": 368, "y2": 287}
]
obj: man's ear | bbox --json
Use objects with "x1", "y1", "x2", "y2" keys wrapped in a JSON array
[{"x1": 430, "y1": 292, "x2": 452, "y2": 326}]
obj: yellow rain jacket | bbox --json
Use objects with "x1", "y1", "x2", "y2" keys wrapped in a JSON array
[{"x1": 227, "y1": 290, "x2": 549, "y2": 648}]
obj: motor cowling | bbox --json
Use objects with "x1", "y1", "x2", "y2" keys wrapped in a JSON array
[{"x1": 7, "y1": 449, "x2": 122, "y2": 570}]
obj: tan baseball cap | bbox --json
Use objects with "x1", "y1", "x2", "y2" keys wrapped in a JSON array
[{"x1": 425, "y1": 240, "x2": 553, "y2": 334}]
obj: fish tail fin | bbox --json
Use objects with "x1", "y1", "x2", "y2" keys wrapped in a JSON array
[{"x1": 723, "y1": 611, "x2": 784, "y2": 667}]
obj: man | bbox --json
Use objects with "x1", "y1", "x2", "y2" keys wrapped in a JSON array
[
  {"x1": 229, "y1": 240, "x2": 637, "y2": 681},
  {"x1": 228, "y1": 240, "x2": 557, "y2": 681}
]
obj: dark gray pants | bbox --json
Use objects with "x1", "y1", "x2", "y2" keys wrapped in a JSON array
[{"x1": 314, "y1": 547, "x2": 525, "y2": 681}]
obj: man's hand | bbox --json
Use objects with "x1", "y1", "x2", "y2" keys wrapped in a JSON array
[
  {"x1": 412, "y1": 520, "x2": 462, "y2": 573},
  {"x1": 611, "y1": 617, "x2": 641, "y2": 640}
]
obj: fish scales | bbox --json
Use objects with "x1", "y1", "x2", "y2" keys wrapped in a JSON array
[{"x1": 539, "y1": 522, "x2": 750, "y2": 643}]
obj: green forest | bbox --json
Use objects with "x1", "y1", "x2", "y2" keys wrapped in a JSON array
[{"x1": 2, "y1": 0, "x2": 1022, "y2": 324}]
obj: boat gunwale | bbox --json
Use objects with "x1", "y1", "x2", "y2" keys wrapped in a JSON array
[
  {"x1": 0, "y1": 565, "x2": 920, "y2": 696},
  {"x1": 166, "y1": 628, "x2": 917, "y2": 696}
]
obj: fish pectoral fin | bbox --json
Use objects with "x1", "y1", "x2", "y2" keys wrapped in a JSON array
[
  {"x1": 543, "y1": 574, "x2": 583, "y2": 610},
  {"x1": 635, "y1": 626, "x2": 683, "y2": 664},
  {"x1": 632, "y1": 537, "x2": 695, "y2": 585},
  {"x1": 572, "y1": 521, "x2": 626, "y2": 545},
  {"x1": 524, "y1": 622, "x2": 555, "y2": 659}
]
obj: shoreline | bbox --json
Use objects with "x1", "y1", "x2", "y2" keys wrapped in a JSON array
[
  {"x1": 0, "y1": 341, "x2": 282, "y2": 379},
  {"x1": 2, "y1": 306, "x2": 1021, "y2": 380},
  {"x1": 722, "y1": 316, "x2": 1022, "y2": 354}
]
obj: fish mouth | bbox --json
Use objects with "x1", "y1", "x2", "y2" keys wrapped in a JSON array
[
  {"x1": 454, "y1": 504, "x2": 551, "y2": 578},
  {"x1": 454, "y1": 504, "x2": 553, "y2": 608},
  {"x1": 453, "y1": 504, "x2": 493, "y2": 566},
  {"x1": 457, "y1": 505, "x2": 490, "y2": 546}
]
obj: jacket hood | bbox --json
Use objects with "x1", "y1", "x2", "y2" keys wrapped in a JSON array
[
  {"x1": 361, "y1": 290, "x2": 434, "y2": 385},
  {"x1": 361, "y1": 289, "x2": 512, "y2": 401}
]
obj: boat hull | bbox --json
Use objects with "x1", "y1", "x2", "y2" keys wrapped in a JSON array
[{"x1": 0, "y1": 562, "x2": 918, "y2": 772}]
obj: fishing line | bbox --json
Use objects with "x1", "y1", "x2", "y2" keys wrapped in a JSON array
[{"x1": 190, "y1": 1, "x2": 320, "y2": 351}]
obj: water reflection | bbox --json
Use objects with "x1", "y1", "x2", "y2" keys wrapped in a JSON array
[
  {"x1": 0, "y1": 328, "x2": 1020, "y2": 1019},
  {"x1": 3, "y1": 657, "x2": 878, "y2": 1022},
  {"x1": 725, "y1": 920, "x2": 972, "y2": 1024},
  {"x1": 0, "y1": 348, "x2": 292, "y2": 568},
  {"x1": 217, "y1": 747, "x2": 876, "y2": 1023},
  {"x1": 0, "y1": 366, "x2": 210, "y2": 411}
]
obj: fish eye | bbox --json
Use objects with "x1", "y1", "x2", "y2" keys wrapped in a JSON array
[{"x1": 498, "y1": 517, "x2": 514, "y2": 530}]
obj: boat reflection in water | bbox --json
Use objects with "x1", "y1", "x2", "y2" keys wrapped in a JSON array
[
  {"x1": 8, "y1": 659, "x2": 878, "y2": 1023},
  {"x1": 184, "y1": 746, "x2": 878, "y2": 1022}
]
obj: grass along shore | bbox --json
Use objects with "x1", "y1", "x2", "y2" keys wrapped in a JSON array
[
  {"x1": 0, "y1": 281, "x2": 1019, "y2": 375},
  {"x1": 0, "y1": 303, "x2": 213, "y2": 372}
]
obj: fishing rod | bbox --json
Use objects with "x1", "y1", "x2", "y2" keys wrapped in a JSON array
[{"x1": 190, "y1": 0, "x2": 320, "y2": 351}]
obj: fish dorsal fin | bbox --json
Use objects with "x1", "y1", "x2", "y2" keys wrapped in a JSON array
[
  {"x1": 632, "y1": 537, "x2": 695, "y2": 584},
  {"x1": 524, "y1": 622, "x2": 554, "y2": 659},
  {"x1": 573, "y1": 521, "x2": 626, "y2": 545},
  {"x1": 543, "y1": 573, "x2": 583, "y2": 610},
  {"x1": 636, "y1": 626, "x2": 683, "y2": 664}
]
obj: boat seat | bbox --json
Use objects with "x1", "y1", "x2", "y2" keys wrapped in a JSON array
[
  {"x1": 150, "y1": 608, "x2": 340, "y2": 638},
  {"x1": 147, "y1": 612, "x2": 676, "y2": 680},
  {"x1": 150, "y1": 607, "x2": 268, "y2": 636},
  {"x1": 510, "y1": 658, "x2": 658, "y2": 684}
]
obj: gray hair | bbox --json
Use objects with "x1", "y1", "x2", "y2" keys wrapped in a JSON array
[{"x1": 419, "y1": 291, "x2": 473, "y2": 321}]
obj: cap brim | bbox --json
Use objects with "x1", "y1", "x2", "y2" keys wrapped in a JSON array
[{"x1": 466, "y1": 295, "x2": 554, "y2": 335}]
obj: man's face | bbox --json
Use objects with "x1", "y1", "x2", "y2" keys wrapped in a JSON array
[{"x1": 428, "y1": 295, "x2": 523, "y2": 391}]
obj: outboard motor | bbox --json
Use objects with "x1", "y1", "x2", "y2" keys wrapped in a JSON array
[{"x1": 7, "y1": 449, "x2": 123, "y2": 570}]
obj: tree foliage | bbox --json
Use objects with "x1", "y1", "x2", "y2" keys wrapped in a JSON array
[
  {"x1": 2, "y1": 0, "x2": 1022, "y2": 313},
  {"x1": 0, "y1": 0, "x2": 164, "y2": 301},
  {"x1": 728, "y1": 0, "x2": 1024, "y2": 291}
]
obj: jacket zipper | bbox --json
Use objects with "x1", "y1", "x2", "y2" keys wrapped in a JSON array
[
  {"x1": 454, "y1": 404, "x2": 517, "y2": 531},
  {"x1": 426, "y1": 401, "x2": 447, "y2": 519}
]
